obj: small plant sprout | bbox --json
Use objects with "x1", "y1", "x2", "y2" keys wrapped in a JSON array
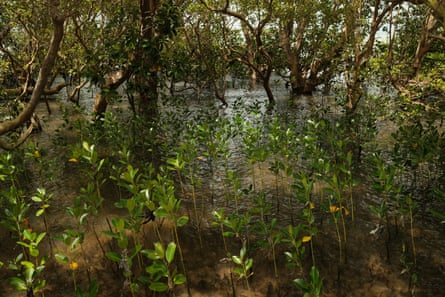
[
  {"x1": 10, "y1": 229, "x2": 48, "y2": 297},
  {"x1": 141, "y1": 241, "x2": 187, "y2": 295},
  {"x1": 294, "y1": 266, "x2": 323, "y2": 297},
  {"x1": 254, "y1": 218, "x2": 281, "y2": 278},
  {"x1": 231, "y1": 242, "x2": 254, "y2": 292},
  {"x1": 212, "y1": 209, "x2": 229, "y2": 255},
  {"x1": 31, "y1": 188, "x2": 53, "y2": 253},
  {"x1": 283, "y1": 224, "x2": 306, "y2": 274}
]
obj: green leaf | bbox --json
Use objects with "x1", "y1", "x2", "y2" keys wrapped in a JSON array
[
  {"x1": 54, "y1": 253, "x2": 69, "y2": 264},
  {"x1": 233, "y1": 267, "x2": 244, "y2": 276},
  {"x1": 9, "y1": 277, "x2": 27, "y2": 291},
  {"x1": 246, "y1": 258, "x2": 253, "y2": 271},
  {"x1": 82, "y1": 141, "x2": 90, "y2": 152},
  {"x1": 23, "y1": 229, "x2": 34, "y2": 241},
  {"x1": 34, "y1": 279, "x2": 46, "y2": 292},
  {"x1": 31, "y1": 196, "x2": 43, "y2": 202},
  {"x1": 141, "y1": 249, "x2": 158, "y2": 260},
  {"x1": 154, "y1": 242, "x2": 165, "y2": 259},
  {"x1": 117, "y1": 236, "x2": 128, "y2": 249},
  {"x1": 146, "y1": 262, "x2": 168, "y2": 276},
  {"x1": 101, "y1": 231, "x2": 120, "y2": 239},
  {"x1": 89, "y1": 279, "x2": 99, "y2": 297},
  {"x1": 36, "y1": 232, "x2": 46, "y2": 244},
  {"x1": 29, "y1": 246, "x2": 39, "y2": 257},
  {"x1": 176, "y1": 215, "x2": 189, "y2": 227},
  {"x1": 293, "y1": 278, "x2": 310, "y2": 292},
  {"x1": 126, "y1": 198, "x2": 136, "y2": 212},
  {"x1": 105, "y1": 252, "x2": 122, "y2": 263},
  {"x1": 79, "y1": 213, "x2": 89, "y2": 225},
  {"x1": 310, "y1": 266, "x2": 320, "y2": 283},
  {"x1": 24, "y1": 266, "x2": 35, "y2": 282},
  {"x1": 173, "y1": 273, "x2": 186, "y2": 285},
  {"x1": 149, "y1": 281, "x2": 168, "y2": 292},
  {"x1": 36, "y1": 209, "x2": 44, "y2": 217},
  {"x1": 165, "y1": 242, "x2": 176, "y2": 264},
  {"x1": 113, "y1": 218, "x2": 125, "y2": 231},
  {"x1": 231, "y1": 256, "x2": 242, "y2": 265},
  {"x1": 21, "y1": 261, "x2": 34, "y2": 269},
  {"x1": 154, "y1": 208, "x2": 168, "y2": 218}
]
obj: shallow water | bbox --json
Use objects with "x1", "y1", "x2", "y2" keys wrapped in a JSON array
[{"x1": 2, "y1": 80, "x2": 445, "y2": 297}]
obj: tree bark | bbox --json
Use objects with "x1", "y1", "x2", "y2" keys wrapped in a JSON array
[{"x1": 93, "y1": 70, "x2": 131, "y2": 115}]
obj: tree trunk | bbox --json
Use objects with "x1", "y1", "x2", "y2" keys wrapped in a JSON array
[
  {"x1": 135, "y1": 0, "x2": 159, "y2": 116},
  {"x1": 93, "y1": 70, "x2": 131, "y2": 116}
]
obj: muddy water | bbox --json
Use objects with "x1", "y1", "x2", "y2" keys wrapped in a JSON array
[{"x1": 2, "y1": 81, "x2": 445, "y2": 297}]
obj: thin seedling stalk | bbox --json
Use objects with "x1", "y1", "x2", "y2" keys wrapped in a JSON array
[
  {"x1": 172, "y1": 225, "x2": 191, "y2": 297},
  {"x1": 188, "y1": 164, "x2": 203, "y2": 248}
]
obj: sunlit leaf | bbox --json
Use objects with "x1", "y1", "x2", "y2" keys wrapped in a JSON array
[
  {"x1": 165, "y1": 242, "x2": 176, "y2": 264},
  {"x1": 9, "y1": 277, "x2": 27, "y2": 291},
  {"x1": 173, "y1": 273, "x2": 186, "y2": 285},
  {"x1": 55, "y1": 253, "x2": 69, "y2": 264}
]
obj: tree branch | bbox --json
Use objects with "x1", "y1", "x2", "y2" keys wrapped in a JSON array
[{"x1": 0, "y1": 8, "x2": 66, "y2": 145}]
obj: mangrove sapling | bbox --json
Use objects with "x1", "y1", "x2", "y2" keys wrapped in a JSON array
[
  {"x1": 398, "y1": 195, "x2": 418, "y2": 295},
  {"x1": 212, "y1": 209, "x2": 230, "y2": 255},
  {"x1": 267, "y1": 117, "x2": 295, "y2": 212},
  {"x1": 231, "y1": 242, "x2": 254, "y2": 293},
  {"x1": 25, "y1": 143, "x2": 44, "y2": 181},
  {"x1": 251, "y1": 191, "x2": 271, "y2": 223},
  {"x1": 196, "y1": 121, "x2": 218, "y2": 203},
  {"x1": 78, "y1": 141, "x2": 106, "y2": 209},
  {"x1": 31, "y1": 188, "x2": 54, "y2": 254},
  {"x1": 103, "y1": 217, "x2": 142, "y2": 296},
  {"x1": 324, "y1": 173, "x2": 349, "y2": 265},
  {"x1": 341, "y1": 152, "x2": 355, "y2": 221},
  {"x1": 10, "y1": 229, "x2": 47, "y2": 297},
  {"x1": 141, "y1": 241, "x2": 187, "y2": 296},
  {"x1": 167, "y1": 144, "x2": 203, "y2": 248},
  {"x1": 215, "y1": 120, "x2": 234, "y2": 206},
  {"x1": 253, "y1": 218, "x2": 281, "y2": 279},
  {"x1": 166, "y1": 154, "x2": 186, "y2": 203},
  {"x1": 371, "y1": 153, "x2": 401, "y2": 262},
  {"x1": 223, "y1": 212, "x2": 252, "y2": 247},
  {"x1": 1, "y1": 185, "x2": 30, "y2": 246},
  {"x1": 0, "y1": 151, "x2": 23, "y2": 189},
  {"x1": 55, "y1": 253, "x2": 99, "y2": 297},
  {"x1": 293, "y1": 171, "x2": 318, "y2": 265},
  {"x1": 282, "y1": 224, "x2": 308, "y2": 275},
  {"x1": 152, "y1": 169, "x2": 190, "y2": 295},
  {"x1": 392, "y1": 119, "x2": 442, "y2": 191},
  {"x1": 241, "y1": 115, "x2": 269, "y2": 192},
  {"x1": 224, "y1": 169, "x2": 243, "y2": 214},
  {"x1": 293, "y1": 266, "x2": 323, "y2": 297}
]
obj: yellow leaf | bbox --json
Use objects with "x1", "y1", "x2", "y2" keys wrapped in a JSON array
[
  {"x1": 329, "y1": 205, "x2": 340, "y2": 213},
  {"x1": 34, "y1": 150, "x2": 41, "y2": 158},
  {"x1": 302, "y1": 236, "x2": 312, "y2": 243},
  {"x1": 68, "y1": 158, "x2": 78, "y2": 163}
]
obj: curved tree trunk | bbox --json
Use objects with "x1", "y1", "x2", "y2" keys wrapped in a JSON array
[
  {"x1": 0, "y1": 9, "x2": 65, "y2": 150},
  {"x1": 93, "y1": 70, "x2": 131, "y2": 116}
]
